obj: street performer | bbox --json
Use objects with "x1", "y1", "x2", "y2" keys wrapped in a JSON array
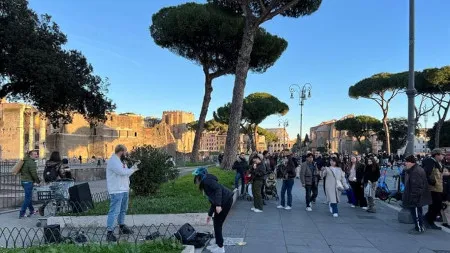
[{"x1": 106, "y1": 144, "x2": 140, "y2": 242}]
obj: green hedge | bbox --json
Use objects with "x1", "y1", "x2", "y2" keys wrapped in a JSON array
[
  {"x1": 69, "y1": 167, "x2": 234, "y2": 216},
  {"x1": 4, "y1": 240, "x2": 184, "y2": 253}
]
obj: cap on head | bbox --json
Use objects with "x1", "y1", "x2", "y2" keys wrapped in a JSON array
[
  {"x1": 431, "y1": 148, "x2": 443, "y2": 156},
  {"x1": 192, "y1": 167, "x2": 208, "y2": 183}
]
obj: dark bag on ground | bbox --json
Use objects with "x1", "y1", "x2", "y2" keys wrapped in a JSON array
[{"x1": 174, "y1": 223, "x2": 212, "y2": 248}]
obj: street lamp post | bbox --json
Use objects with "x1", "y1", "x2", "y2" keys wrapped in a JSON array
[
  {"x1": 278, "y1": 119, "x2": 289, "y2": 151},
  {"x1": 289, "y1": 83, "x2": 312, "y2": 149},
  {"x1": 406, "y1": 0, "x2": 416, "y2": 156}
]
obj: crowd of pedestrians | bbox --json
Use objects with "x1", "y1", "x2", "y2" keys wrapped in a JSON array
[{"x1": 231, "y1": 148, "x2": 450, "y2": 235}]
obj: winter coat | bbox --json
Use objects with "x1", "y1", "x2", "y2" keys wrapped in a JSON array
[
  {"x1": 300, "y1": 161, "x2": 319, "y2": 186},
  {"x1": 324, "y1": 167, "x2": 348, "y2": 204},
  {"x1": 422, "y1": 157, "x2": 444, "y2": 193},
  {"x1": 402, "y1": 164, "x2": 432, "y2": 208},
  {"x1": 281, "y1": 158, "x2": 297, "y2": 180},
  {"x1": 250, "y1": 163, "x2": 266, "y2": 181},
  {"x1": 443, "y1": 168, "x2": 450, "y2": 202},
  {"x1": 232, "y1": 159, "x2": 248, "y2": 174},
  {"x1": 200, "y1": 174, "x2": 234, "y2": 217},
  {"x1": 355, "y1": 162, "x2": 366, "y2": 185},
  {"x1": 364, "y1": 164, "x2": 381, "y2": 184},
  {"x1": 20, "y1": 157, "x2": 40, "y2": 183}
]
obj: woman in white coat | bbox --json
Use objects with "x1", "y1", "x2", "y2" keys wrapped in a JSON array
[{"x1": 325, "y1": 157, "x2": 349, "y2": 217}]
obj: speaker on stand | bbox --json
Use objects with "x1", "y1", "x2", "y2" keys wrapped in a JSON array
[{"x1": 69, "y1": 182, "x2": 94, "y2": 213}]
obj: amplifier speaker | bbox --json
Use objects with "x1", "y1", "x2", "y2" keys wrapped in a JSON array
[
  {"x1": 69, "y1": 182, "x2": 94, "y2": 213},
  {"x1": 44, "y1": 224, "x2": 61, "y2": 243}
]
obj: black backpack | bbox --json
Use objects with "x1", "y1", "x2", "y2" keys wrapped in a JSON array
[
  {"x1": 44, "y1": 164, "x2": 59, "y2": 183},
  {"x1": 174, "y1": 223, "x2": 212, "y2": 248}
]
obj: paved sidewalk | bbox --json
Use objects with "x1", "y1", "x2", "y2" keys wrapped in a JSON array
[{"x1": 220, "y1": 179, "x2": 449, "y2": 253}]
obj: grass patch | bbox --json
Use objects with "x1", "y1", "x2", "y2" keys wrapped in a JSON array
[
  {"x1": 4, "y1": 240, "x2": 184, "y2": 253},
  {"x1": 182, "y1": 161, "x2": 214, "y2": 167},
  {"x1": 69, "y1": 168, "x2": 234, "y2": 216}
]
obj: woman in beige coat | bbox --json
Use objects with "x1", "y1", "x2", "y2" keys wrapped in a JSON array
[{"x1": 325, "y1": 157, "x2": 349, "y2": 217}]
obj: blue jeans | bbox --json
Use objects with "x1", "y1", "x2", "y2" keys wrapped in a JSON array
[
  {"x1": 330, "y1": 203, "x2": 338, "y2": 214},
  {"x1": 20, "y1": 181, "x2": 34, "y2": 216},
  {"x1": 280, "y1": 179, "x2": 294, "y2": 207},
  {"x1": 107, "y1": 192, "x2": 129, "y2": 231},
  {"x1": 234, "y1": 172, "x2": 245, "y2": 194}
]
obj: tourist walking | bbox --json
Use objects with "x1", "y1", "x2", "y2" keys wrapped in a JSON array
[
  {"x1": 19, "y1": 150, "x2": 40, "y2": 219},
  {"x1": 441, "y1": 166, "x2": 450, "y2": 229},
  {"x1": 193, "y1": 168, "x2": 233, "y2": 253},
  {"x1": 364, "y1": 157, "x2": 381, "y2": 213},
  {"x1": 106, "y1": 144, "x2": 140, "y2": 242},
  {"x1": 402, "y1": 155, "x2": 431, "y2": 234},
  {"x1": 300, "y1": 153, "x2": 319, "y2": 211},
  {"x1": 250, "y1": 154, "x2": 265, "y2": 213},
  {"x1": 423, "y1": 148, "x2": 445, "y2": 230},
  {"x1": 232, "y1": 152, "x2": 248, "y2": 195},
  {"x1": 324, "y1": 157, "x2": 348, "y2": 217},
  {"x1": 277, "y1": 152, "x2": 296, "y2": 210}
]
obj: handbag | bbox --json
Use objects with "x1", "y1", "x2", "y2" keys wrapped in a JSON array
[
  {"x1": 330, "y1": 168, "x2": 344, "y2": 192},
  {"x1": 364, "y1": 182, "x2": 373, "y2": 197}
]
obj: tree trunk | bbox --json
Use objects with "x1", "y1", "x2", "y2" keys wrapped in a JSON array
[
  {"x1": 221, "y1": 20, "x2": 258, "y2": 169},
  {"x1": 252, "y1": 125, "x2": 258, "y2": 152},
  {"x1": 382, "y1": 116, "x2": 391, "y2": 154},
  {"x1": 434, "y1": 102, "x2": 450, "y2": 148},
  {"x1": 190, "y1": 75, "x2": 213, "y2": 162}
]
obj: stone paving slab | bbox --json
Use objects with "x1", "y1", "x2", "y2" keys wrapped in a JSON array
[{"x1": 217, "y1": 178, "x2": 450, "y2": 253}]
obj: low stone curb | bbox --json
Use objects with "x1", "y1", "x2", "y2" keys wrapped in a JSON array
[
  {"x1": 182, "y1": 245, "x2": 195, "y2": 253},
  {"x1": 48, "y1": 213, "x2": 212, "y2": 228}
]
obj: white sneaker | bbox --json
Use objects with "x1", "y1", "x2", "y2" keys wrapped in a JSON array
[
  {"x1": 362, "y1": 207, "x2": 369, "y2": 210},
  {"x1": 211, "y1": 246, "x2": 225, "y2": 253},
  {"x1": 351, "y1": 205, "x2": 356, "y2": 208},
  {"x1": 233, "y1": 188, "x2": 239, "y2": 193},
  {"x1": 277, "y1": 205, "x2": 285, "y2": 209},
  {"x1": 285, "y1": 206, "x2": 292, "y2": 210},
  {"x1": 253, "y1": 209, "x2": 263, "y2": 213},
  {"x1": 306, "y1": 207, "x2": 312, "y2": 212},
  {"x1": 333, "y1": 213, "x2": 339, "y2": 218},
  {"x1": 251, "y1": 207, "x2": 255, "y2": 211},
  {"x1": 329, "y1": 206, "x2": 333, "y2": 214}
]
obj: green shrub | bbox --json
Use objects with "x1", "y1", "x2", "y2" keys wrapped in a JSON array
[
  {"x1": 67, "y1": 167, "x2": 234, "y2": 215},
  {"x1": 129, "y1": 145, "x2": 179, "y2": 196},
  {"x1": 4, "y1": 239, "x2": 184, "y2": 253}
]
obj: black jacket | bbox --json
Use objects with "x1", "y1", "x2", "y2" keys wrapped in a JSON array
[
  {"x1": 281, "y1": 158, "x2": 297, "y2": 179},
  {"x1": 402, "y1": 165, "x2": 432, "y2": 208},
  {"x1": 200, "y1": 174, "x2": 233, "y2": 217},
  {"x1": 443, "y1": 174, "x2": 450, "y2": 202},
  {"x1": 355, "y1": 163, "x2": 366, "y2": 184},
  {"x1": 232, "y1": 159, "x2": 248, "y2": 174},
  {"x1": 364, "y1": 164, "x2": 380, "y2": 184},
  {"x1": 250, "y1": 163, "x2": 266, "y2": 181}
]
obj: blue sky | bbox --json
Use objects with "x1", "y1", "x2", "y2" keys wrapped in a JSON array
[{"x1": 29, "y1": 0, "x2": 450, "y2": 139}]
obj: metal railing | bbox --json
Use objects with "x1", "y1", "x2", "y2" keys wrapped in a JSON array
[
  {"x1": 0, "y1": 161, "x2": 107, "y2": 210},
  {"x1": 0, "y1": 223, "x2": 185, "y2": 249}
]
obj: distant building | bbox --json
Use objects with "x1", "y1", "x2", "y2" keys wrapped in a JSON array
[
  {"x1": 266, "y1": 128, "x2": 291, "y2": 153},
  {"x1": 0, "y1": 99, "x2": 195, "y2": 160},
  {"x1": 398, "y1": 128, "x2": 430, "y2": 155},
  {"x1": 309, "y1": 115, "x2": 382, "y2": 154}
]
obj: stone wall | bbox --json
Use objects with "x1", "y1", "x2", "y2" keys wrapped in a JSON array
[
  {"x1": 0, "y1": 103, "x2": 25, "y2": 159},
  {"x1": 46, "y1": 113, "x2": 180, "y2": 160}
]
